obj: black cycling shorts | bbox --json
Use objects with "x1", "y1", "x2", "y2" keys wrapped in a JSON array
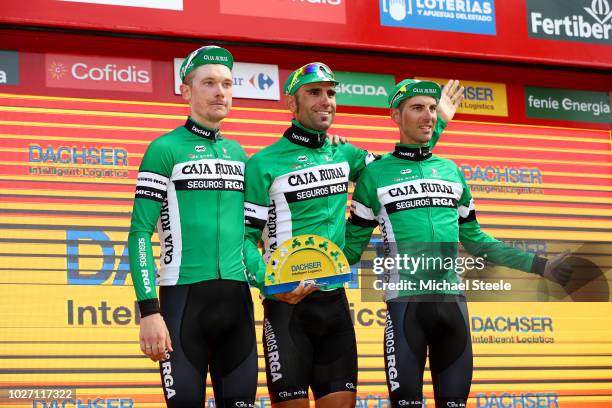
[
  {"x1": 158, "y1": 279, "x2": 257, "y2": 408},
  {"x1": 385, "y1": 295, "x2": 472, "y2": 408},
  {"x1": 262, "y1": 288, "x2": 358, "y2": 403}
]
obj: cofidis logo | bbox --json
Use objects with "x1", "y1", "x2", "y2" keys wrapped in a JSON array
[
  {"x1": 45, "y1": 54, "x2": 152, "y2": 92},
  {"x1": 380, "y1": 0, "x2": 496, "y2": 35}
]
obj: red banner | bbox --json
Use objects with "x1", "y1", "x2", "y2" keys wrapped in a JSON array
[{"x1": 3, "y1": 0, "x2": 612, "y2": 69}]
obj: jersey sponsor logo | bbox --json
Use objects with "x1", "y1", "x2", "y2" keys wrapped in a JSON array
[
  {"x1": 159, "y1": 200, "x2": 174, "y2": 265},
  {"x1": 234, "y1": 402, "x2": 255, "y2": 408},
  {"x1": 135, "y1": 186, "x2": 166, "y2": 202},
  {"x1": 291, "y1": 132, "x2": 311, "y2": 143},
  {"x1": 285, "y1": 182, "x2": 348, "y2": 203},
  {"x1": 190, "y1": 125, "x2": 215, "y2": 138},
  {"x1": 400, "y1": 168, "x2": 412, "y2": 175},
  {"x1": 137, "y1": 238, "x2": 152, "y2": 294},
  {"x1": 271, "y1": 163, "x2": 350, "y2": 198},
  {"x1": 181, "y1": 162, "x2": 244, "y2": 176},
  {"x1": 380, "y1": 179, "x2": 462, "y2": 210},
  {"x1": 244, "y1": 202, "x2": 269, "y2": 230},
  {"x1": 386, "y1": 197, "x2": 457, "y2": 214},
  {"x1": 266, "y1": 200, "x2": 278, "y2": 254},
  {"x1": 384, "y1": 315, "x2": 400, "y2": 392},
  {"x1": 263, "y1": 318, "x2": 283, "y2": 382},
  {"x1": 388, "y1": 182, "x2": 453, "y2": 197},
  {"x1": 287, "y1": 166, "x2": 346, "y2": 186},
  {"x1": 278, "y1": 390, "x2": 308, "y2": 399},
  {"x1": 137, "y1": 174, "x2": 167, "y2": 187},
  {"x1": 174, "y1": 179, "x2": 244, "y2": 191},
  {"x1": 396, "y1": 150, "x2": 415, "y2": 158},
  {"x1": 194, "y1": 145, "x2": 206, "y2": 152},
  {"x1": 159, "y1": 200, "x2": 172, "y2": 232},
  {"x1": 297, "y1": 155, "x2": 308, "y2": 162},
  {"x1": 161, "y1": 355, "x2": 176, "y2": 399}
]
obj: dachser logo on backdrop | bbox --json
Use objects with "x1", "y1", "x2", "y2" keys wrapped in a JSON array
[
  {"x1": 45, "y1": 54, "x2": 152, "y2": 92},
  {"x1": 528, "y1": 0, "x2": 612, "y2": 44},
  {"x1": 380, "y1": 0, "x2": 496, "y2": 35}
]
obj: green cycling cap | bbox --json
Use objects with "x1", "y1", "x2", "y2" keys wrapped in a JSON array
[
  {"x1": 388, "y1": 79, "x2": 441, "y2": 108},
  {"x1": 283, "y1": 62, "x2": 339, "y2": 95},
  {"x1": 179, "y1": 46, "x2": 234, "y2": 81}
]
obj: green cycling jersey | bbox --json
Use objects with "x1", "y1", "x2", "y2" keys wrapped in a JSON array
[
  {"x1": 128, "y1": 118, "x2": 248, "y2": 316},
  {"x1": 344, "y1": 143, "x2": 546, "y2": 301},
  {"x1": 244, "y1": 119, "x2": 446, "y2": 295}
]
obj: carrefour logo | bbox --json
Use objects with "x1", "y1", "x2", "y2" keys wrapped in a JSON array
[
  {"x1": 380, "y1": 0, "x2": 496, "y2": 35},
  {"x1": 527, "y1": 0, "x2": 612, "y2": 44},
  {"x1": 250, "y1": 73, "x2": 275, "y2": 90}
]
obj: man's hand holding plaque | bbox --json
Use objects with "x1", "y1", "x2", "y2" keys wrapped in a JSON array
[{"x1": 264, "y1": 235, "x2": 352, "y2": 301}]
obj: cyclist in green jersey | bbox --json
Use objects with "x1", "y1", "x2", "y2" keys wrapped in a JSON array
[
  {"x1": 344, "y1": 79, "x2": 572, "y2": 408},
  {"x1": 128, "y1": 46, "x2": 257, "y2": 408},
  {"x1": 243, "y1": 64, "x2": 464, "y2": 408}
]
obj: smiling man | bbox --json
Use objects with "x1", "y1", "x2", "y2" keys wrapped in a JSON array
[
  {"x1": 243, "y1": 64, "x2": 461, "y2": 407},
  {"x1": 128, "y1": 46, "x2": 257, "y2": 408},
  {"x1": 343, "y1": 79, "x2": 572, "y2": 407}
]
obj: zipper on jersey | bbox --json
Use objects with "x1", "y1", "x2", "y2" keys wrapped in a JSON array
[
  {"x1": 213, "y1": 141, "x2": 221, "y2": 279},
  {"x1": 418, "y1": 159, "x2": 435, "y2": 241}
]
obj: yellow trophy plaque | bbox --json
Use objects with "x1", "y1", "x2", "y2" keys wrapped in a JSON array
[{"x1": 263, "y1": 235, "x2": 352, "y2": 296}]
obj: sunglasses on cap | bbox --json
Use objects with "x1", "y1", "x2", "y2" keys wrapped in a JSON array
[{"x1": 286, "y1": 62, "x2": 335, "y2": 95}]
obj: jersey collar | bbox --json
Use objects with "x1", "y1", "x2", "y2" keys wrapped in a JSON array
[
  {"x1": 184, "y1": 117, "x2": 220, "y2": 141},
  {"x1": 392, "y1": 143, "x2": 432, "y2": 161},
  {"x1": 283, "y1": 119, "x2": 326, "y2": 148}
]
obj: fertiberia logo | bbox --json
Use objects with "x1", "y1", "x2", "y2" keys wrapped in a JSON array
[{"x1": 527, "y1": 0, "x2": 612, "y2": 44}]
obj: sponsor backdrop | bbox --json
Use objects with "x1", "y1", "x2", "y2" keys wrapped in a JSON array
[
  {"x1": 173, "y1": 59, "x2": 280, "y2": 100},
  {"x1": 3, "y1": 0, "x2": 612, "y2": 68},
  {"x1": 1, "y1": 46, "x2": 611, "y2": 408}
]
